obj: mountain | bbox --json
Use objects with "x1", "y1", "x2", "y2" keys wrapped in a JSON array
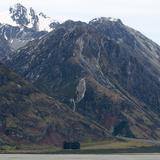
[
  {"x1": 9, "y1": 3, "x2": 60, "y2": 32},
  {"x1": 0, "y1": 62, "x2": 109, "y2": 147},
  {"x1": 7, "y1": 18, "x2": 160, "y2": 140}
]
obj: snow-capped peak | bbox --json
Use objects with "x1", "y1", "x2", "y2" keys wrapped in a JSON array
[
  {"x1": 89, "y1": 17, "x2": 122, "y2": 24},
  {"x1": 0, "y1": 3, "x2": 59, "y2": 32},
  {"x1": 9, "y1": 3, "x2": 29, "y2": 27}
]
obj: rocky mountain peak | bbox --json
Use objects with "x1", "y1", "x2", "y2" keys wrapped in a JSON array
[
  {"x1": 9, "y1": 3, "x2": 59, "y2": 32},
  {"x1": 29, "y1": 7, "x2": 39, "y2": 31},
  {"x1": 9, "y1": 3, "x2": 29, "y2": 27},
  {"x1": 89, "y1": 17, "x2": 123, "y2": 25}
]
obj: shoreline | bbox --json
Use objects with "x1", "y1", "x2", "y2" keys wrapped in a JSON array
[{"x1": 0, "y1": 146, "x2": 160, "y2": 154}]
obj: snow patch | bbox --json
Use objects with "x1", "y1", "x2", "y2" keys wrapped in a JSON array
[
  {"x1": 90, "y1": 17, "x2": 119, "y2": 23},
  {"x1": 70, "y1": 98, "x2": 76, "y2": 112},
  {"x1": 4, "y1": 32, "x2": 8, "y2": 40},
  {"x1": 76, "y1": 78, "x2": 86, "y2": 103}
]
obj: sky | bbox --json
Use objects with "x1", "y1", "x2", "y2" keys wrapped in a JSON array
[{"x1": 0, "y1": 0, "x2": 160, "y2": 44}]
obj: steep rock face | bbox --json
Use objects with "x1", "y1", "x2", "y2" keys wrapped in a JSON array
[
  {"x1": 9, "y1": 3, "x2": 29, "y2": 27},
  {"x1": 9, "y1": 3, "x2": 60, "y2": 32},
  {"x1": 89, "y1": 17, "x2": 160, "y2": 109},
  {"x1": 0, "y1": 23, "x2": 46, "y2": 53},
  {"x1": 0, "y1": 24, "x2": 47, "y2": 61},
  {"x1": 0, "y1": 34, "x2": 12, "y2": 60},
  {"x1": 0, "y1": 3, "x2": 60, "y2": 61},
  {"x1": 7, "y1": 19, "x2": 160, "y2": 139},
  {"x1": 0, "y1": 63, "x2": 109, "y2": 146}
]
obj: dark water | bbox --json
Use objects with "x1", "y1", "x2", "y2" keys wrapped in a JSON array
[{"x1": 0, "y1": 154, "x2": 160, "y2": 160}]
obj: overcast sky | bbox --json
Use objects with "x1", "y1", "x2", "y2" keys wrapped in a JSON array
[{"x1": 0, "y1": 0, "x2": 160, "y2": 44}]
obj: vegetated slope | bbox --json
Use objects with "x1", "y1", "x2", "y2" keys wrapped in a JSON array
[
  {"x1": 7, "y1": 18, "x2": 160, "y2": 139},
  {"x1": 0, "y1": 63, "x2": 109, "y2": 147}
]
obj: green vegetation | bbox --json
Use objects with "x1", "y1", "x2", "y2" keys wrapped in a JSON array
[
  {"x1": 0, "y1": 138, "x2": 160, "y2": 154},
  {"x1": 55, "y1": 138, "x2": 160, "y2": 154},
  {"x1": 0, "y1": 63, "x2": 108, "y2": 148}
]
